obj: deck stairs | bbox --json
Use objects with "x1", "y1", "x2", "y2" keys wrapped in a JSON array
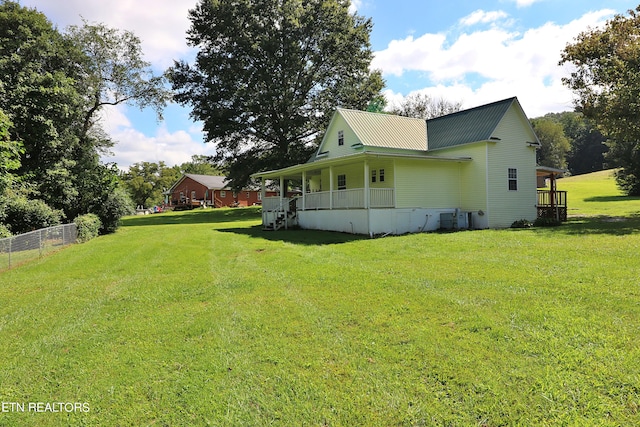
[{"x1": 263, "y1": 197, "x2": 298, "y2": 231}]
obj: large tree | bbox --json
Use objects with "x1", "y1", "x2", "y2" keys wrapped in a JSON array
[
  {"x1": 531, "y1": 117, "x2": 571, "y2": 170},
  {"x1": 0, "y1": 109, "x2": 22, "y2": 195},
  {"x1": 389, "y1": 93, "x2": 462, "y2": 119},
  {"x1": 169, "y1": 0, "x2": 384, "y2": 189},
  {"x1": 0, "y1": 1, "x2": 161, "y2": 232},
  {"x1": 560, "y1": 6, "x2": 640, "y2": 194}
]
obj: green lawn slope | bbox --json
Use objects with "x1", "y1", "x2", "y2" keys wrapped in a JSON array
[{"x1": 0, "y1": 172, "x2": 639, "y2": 426}]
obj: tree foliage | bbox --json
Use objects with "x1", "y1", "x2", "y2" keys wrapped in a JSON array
[
  {"x1": 389, "y1": 93, "x2": 462, "y2": 119},
  {"x1": 0, "y1": 1, "x2": 164, "y2": 233},
  {"x1": 122, "y1": 161, "x2": 181, "y2": 208},
  {"x1": 531, "y1": 117, "x2": 571, "y2": 170},
  {"x1": 0, "y1": 109, "x2": 22, "y2": 194},
  {"x1": 65, "y1": 20, "x2": 171, "y2": 141},
  {"x1": 560, "y1": 5, "x2": 640, "y2": 194},
  {"x1": 169, "y1": 0, "x2": 384, "y2": 189}
]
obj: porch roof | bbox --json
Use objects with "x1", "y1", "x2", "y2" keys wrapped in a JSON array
[{"x1": 252, "y1": 151, "x2": 472, "y2": 180}]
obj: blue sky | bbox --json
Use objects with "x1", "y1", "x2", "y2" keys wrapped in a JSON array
[{"x1": 21, "y1": 0, "x2": 639, "y2": 169}]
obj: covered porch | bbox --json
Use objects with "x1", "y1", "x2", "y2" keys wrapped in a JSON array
[
  {"x1": 255, "y1": 153, "x2": 397, "y2": 231},
  {"x1": 536, "y1": 166, "x2": 567, "y2": 221}
]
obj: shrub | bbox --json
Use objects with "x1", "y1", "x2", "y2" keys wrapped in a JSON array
[
  {"x1": 93, "y1": 187, "x2": 135, "y2": 234},
  {"x1": 511, "y1": 219, "x2": 533, "y2": 228},
  {"x1": 1, "y1": 197, "x2": 63, "y2": 234},
  {"x1": 0, "y1": 223, "x2": 10, "y2": 238},
  {"x1": 74, "y1": 213, "x2": 101, "y2": 243}
]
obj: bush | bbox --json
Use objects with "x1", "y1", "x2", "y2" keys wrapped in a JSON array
[
  {"x1": 94, "y1": 187, "x2": 135, "y2": 234},
  {"x1": 0, "y1": 223, "x2": 10, "y2": 238},
  {"x1": 1, "y1": 197, "x2": 63, "y2": 234},
  {"x1": 511, "y1": 219, "x2": 533, "y2": 228},
  {"x1": 74, "y1": 213, "x2": 101, "y2": 243}
]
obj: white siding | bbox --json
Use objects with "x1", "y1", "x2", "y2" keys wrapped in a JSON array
[
  {"x1": 394, "y1": 159, "x2": 462, "y2": 209},
  {"x1": 485, "y1": 105, "x2": 538, "y2": 227},
  {"x1": 316, "y1": 114, "x2": 361, "y2": 159}
]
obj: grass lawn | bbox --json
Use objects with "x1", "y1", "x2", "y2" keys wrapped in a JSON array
[{"x1": 1, "y1": 170, "x2": 639, "y2": 425}]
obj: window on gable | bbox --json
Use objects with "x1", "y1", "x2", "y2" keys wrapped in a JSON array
[
  {"x1": 508, "y1": 168, "x2": 518, "y2": 191},
  {"x1": 338, "y1": 130, "x2": 344, "y2": 146},
  {"x1": 379, "y1": 169, "x2": 385, "y2": 182},
  {"x1": 337, "y1": 174, "x2": 346, "y2": 190},
  {"x1": 220, "y1": 190, "x2": 226, "y2": 198},
  {"x1": 371, "y1": 170, "x2": 376, "y2": 183}
]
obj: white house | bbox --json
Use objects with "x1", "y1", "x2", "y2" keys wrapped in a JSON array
[{"x1": 253, "y1": 97, "x2": 553, "y2": 235}]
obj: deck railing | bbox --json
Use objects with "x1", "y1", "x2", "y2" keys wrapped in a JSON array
[
  {"x1": 370, "y1": 188, "x2": 394, "y2": 208},
  {"x1": 333, "y1": 188, "x2": 365, "y2": 209},
  {"x1": 537, "y1": 190, "x2": 568, "y2": 221},
  {"x1": 537, "y1": 190, "x2": 567, "y2": 207}
]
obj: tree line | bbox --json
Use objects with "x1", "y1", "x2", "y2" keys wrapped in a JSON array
[{"x1": 2, "y1": 0, "x2": 639, "y2": 238}]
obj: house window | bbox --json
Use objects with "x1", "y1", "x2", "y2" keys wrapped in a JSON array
[
  {"x1": 371, "y1": 170, "x2": 376, "y2": 183},
  {"x1": 179, "y1": 191, "x2": 184, "y2": 201},
  {"x1": 508, "y1": 168, "x2": 518, "y2": 191},
  {"x1": 379, "y1": 169, "x2": 385, "y2": 182},
  {"x1": 338, "y1": 130, "x2": 344, "y2": 146},
  {"x1": 233, "y1": 192, "x2": 237, "y2": 198},
  {"x1": 191, "y1": 191, "x2": 196, "y2": 200},
  {"x1": 337, "y1": 174, "x2": 346, "y2": 190},
  {"x1": 258, "y1": 192, "x2": 262, "y2": 201},
  {"x1": 220, "y1": 190, "x2": 226, "y2": 198},
  {"x1": 246, "y1": 192, "x2": 250, "y2": 199}
]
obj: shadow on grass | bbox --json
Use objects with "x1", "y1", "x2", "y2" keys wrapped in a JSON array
[
  {"x1": 534, "y1": 215, "x2": 640, "y2": 236},
  {"x1": 584, "y1": 195, "x2": 640, "y2": 203},
  {"x1": 216, "y1": 225, "x2": 369, "y2": 245},
  {"x1": 121, "y1": 207, "x2": 262, "y2": 227}
]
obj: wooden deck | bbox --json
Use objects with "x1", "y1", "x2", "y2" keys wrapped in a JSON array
[{"x1": 537, "y1": 190, "x2": 567, "y2": 221}]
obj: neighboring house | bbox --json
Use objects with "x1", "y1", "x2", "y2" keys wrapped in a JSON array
[
  {"x1": 166, "y1": 174, "x2": 275, "y2": 208},
  {"x1": 253, "y1": 97, "x2": 561, "y2": 234}
]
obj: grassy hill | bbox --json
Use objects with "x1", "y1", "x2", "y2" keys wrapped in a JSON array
[{"x1": 0, "y1": 170, "x2": 639, "y2": 425}]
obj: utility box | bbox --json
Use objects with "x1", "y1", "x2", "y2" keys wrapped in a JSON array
[{"x1": 440, "y1": 212, "x2": 454, "y2": 229}]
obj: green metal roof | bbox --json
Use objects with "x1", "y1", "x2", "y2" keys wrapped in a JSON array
[
  {"x1": 426, "y1": 97, "x2": 516, "y2": 150},
  {"x1": 338, "y1": 108, "x2": 428, "y2": 151}
]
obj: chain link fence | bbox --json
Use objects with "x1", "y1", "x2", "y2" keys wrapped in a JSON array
[{"x1": 0, "y1": 223, "x2": 77, "y2": 270}]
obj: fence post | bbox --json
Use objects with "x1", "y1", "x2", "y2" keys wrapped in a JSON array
[{"x1": 8, "y1": 236, "x2": 11, "y2": 269}]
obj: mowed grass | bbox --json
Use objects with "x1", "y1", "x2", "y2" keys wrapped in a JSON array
[{"x1": 1, "y1": 171, "x2": 639, "y2": 426}]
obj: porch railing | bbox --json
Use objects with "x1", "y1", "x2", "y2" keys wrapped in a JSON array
[
  {"x1": 333, "y1": 188, "x2": 365, "y2": 209},
  {"x1": 537, "y1": 190, "x2": 567, "y2": 207},
  {"x1": 370, "y1": 188, "x2": 394, "y2": 208},
  {"x1": 292, "y1": 188, "x2": 396, "y2": 210},
  {"x1": 537, "y1": 190, "x2": 568, "y2": 221}
]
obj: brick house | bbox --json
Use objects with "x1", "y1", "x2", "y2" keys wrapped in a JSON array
[{"x1": 166, "y1": 174, "x2": 276, "y2": 208}]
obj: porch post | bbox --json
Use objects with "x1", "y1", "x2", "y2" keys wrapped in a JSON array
[
  {"x1": 329, "y1": 166, "x2": 333, "y2": 210},
  {"x1": 279, "y1": 175, "x2": 285, "y2": 205},
  {"x1": 260, "y1": 177, "x2": 266, "y2": 226},
  {"x1": 364, "y1": 160, "x2": 370, "y2": 208},
  {"x1": 302, "y1": 170, "x2": 307, "y2": 211}
]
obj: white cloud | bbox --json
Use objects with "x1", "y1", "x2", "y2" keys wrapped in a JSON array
[
  {"x1": 22, "y1": 0, "x2": 196, "y2": 69},
  {"x1": 373, "y1": 9, "x2": 616, "y2": 117},
  {"x1": 511, "y1": 0, "x2": 542, "y2": 7},
  {"x1": 459, "y1": 10, "x2": 509, "y2": 27},
  {"x1": 99, "y1": 105, "x2": 214, "y2": 170}
]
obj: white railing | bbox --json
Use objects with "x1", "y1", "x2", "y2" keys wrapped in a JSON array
[
  {"x1": 370, "y1": 188, "x2": 394, "y2": 208},
  {"x1": 263, "y1": 196, "x2": 286, "y2": 212},
  {"x1": 302, "y1": 191, "x2": 331, "y2": 210},
  {"x1": 268, "y1": 188, "x2": 395, "y2": 211},
  {"x1": 333, "y1": 188, "x2": 365, "y2": 209}
]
